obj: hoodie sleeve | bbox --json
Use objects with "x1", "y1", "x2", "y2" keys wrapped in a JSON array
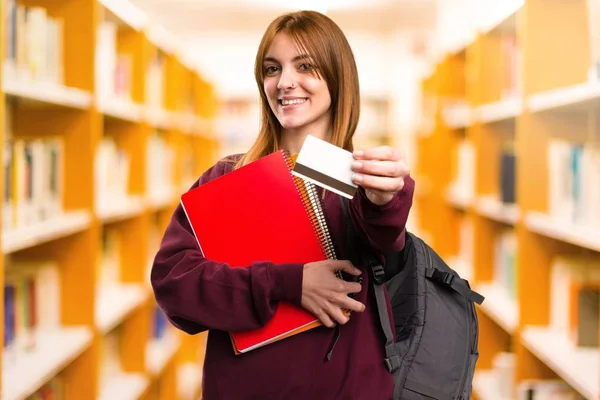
[
  {"x1": 348, "y1": 174, "x2": 416, "y2": 255},
  {"x1": 150, "y1": 158, "x2": 305, "y2": 335}
]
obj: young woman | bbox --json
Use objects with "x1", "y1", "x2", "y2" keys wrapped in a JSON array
[{"x1": 151, "y1": 10, "x2": 415, "y2": 400}]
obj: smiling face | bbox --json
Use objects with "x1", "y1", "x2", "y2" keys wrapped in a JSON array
[
  {"x1": 238, "y1": 11, "x2": 360, "y2": 169},
  {"x1": 262, "y1": 32, "x2": 332, "y2": 141}
]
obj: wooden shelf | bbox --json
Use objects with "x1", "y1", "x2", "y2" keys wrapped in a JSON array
[
  {"x1": 446, "y1": 186, "x2": 473, "y2": 209},
  {"x1": 474, "y1": 282, "x2": 518, "y2": 334},
  {"x1": 420, "y1": 0, "x2": 600, "y2": 396},
  {"x1": 2, "y1": 210, "x2": 92, "y2": 254},
  {"x1": 478, "y1": 0, "x2": 523, "y2": 34},
  {"x1": 147, "y1": 189, "x2": 176, "y2": 211},
  {"x1": 521, "y1": 327, "x2": 599, "y2": 400},
  {"x1": 98, "y1": 373, "x2": 149, "y2": 400},
  {"x1": 98, "y1": 0, "x2": 148, "y2": 31},
  {"x1": 3, "y1": 76, "x2": 92, "y2": 109},
  {"x1": 476, "y1": 97, "x2": 522, "y2": 124},
  {"x1": 146, "y1": 25, "x2": 180, "y2": 56},
  {"x1": 95, "y1": 284, "x2": 148, "y2": 334},
  {"x1": 145, "y1": 108, "x2": 173, "y2": 130},
  {"x1": 526, "y1": 81, "x2": 600, "y2": 113},
  {"x1": 2, "y1": 328, "x2": 93, "y2": 400},
  {"x1": 442, "y1": 104, "x2": 473, "y2": 129},
  {"x1": 146, "y1": 332, "x2": 181, "y2": 377},
  {"x1": 525, "y1": 212, "x2": 600, "y2": 252},
  {"x1": 0, "y1": 0, "x2": 220, "y2": 397},
  {"x1": 474, "y1": 196, "x2": 519, "y2": 225},
  {"x1": 97, "y1": 196, "x2": 146, "y2": 224},
  {"x1": 174, "y1": 112, "x2": 197, "y2": 134},
  {"x1": 99, "y1": 98, "x2": 143, "y2": 123}
]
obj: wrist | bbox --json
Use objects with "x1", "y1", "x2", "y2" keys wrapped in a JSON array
[
  {"x1": 365, "y1": 189, "x2": 394, "y2": 206},
  {"x1": 268, "y1": 262, "x2": 304, "y2": 305}
]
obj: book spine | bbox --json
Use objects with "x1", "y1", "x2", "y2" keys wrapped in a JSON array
[{"x1": 282, "y1": 151, "x2": 338, "y2": 262}]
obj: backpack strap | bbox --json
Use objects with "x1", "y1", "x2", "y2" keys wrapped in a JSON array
[
  {"x1": 340, "y1": 196, "x2": 401, "y2": 373},
  {"x1": 424, "y1": 268, "x2": 485, "y2": 305}
]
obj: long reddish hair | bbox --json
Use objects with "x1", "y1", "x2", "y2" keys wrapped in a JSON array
[{"x1": 235, "y1": 10, "x2": 360, "y2": 168}]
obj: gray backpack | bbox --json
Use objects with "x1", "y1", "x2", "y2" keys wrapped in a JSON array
[{"x1": 340, "y1": 197, "x2": 485, "y2": 400}]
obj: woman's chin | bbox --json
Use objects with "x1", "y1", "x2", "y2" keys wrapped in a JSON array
[{"x1": 278, "y1": 119, "x2": 306, "y2": 131}]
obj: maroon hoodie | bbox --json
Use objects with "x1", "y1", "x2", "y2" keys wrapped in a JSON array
[{"x1": 151, "y1": 154, "x2": 415, "y2": 400}]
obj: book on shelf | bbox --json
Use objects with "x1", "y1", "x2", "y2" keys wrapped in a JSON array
[
  {"x1": 500, "y1": 31, "x2": 520, "y2": 100},
  {"x1": 500, "y1": 145, "x2": 516, "y2": 205},
  {"x1": 549, "y1": 255, "x2": 600, "y2": 348},
  {"x1": 3, "y1": 118, "x2": 64, "y2": 233},
  {"x1": 145, "y1": 50, "x2": 165, "y2": 113},
  {"x1": 4, "y1": 260, "x2": 60, "y2": 366},
  {"x1": 494, "y1": 229, "x2": 517, "y2": 300},
  {"x1": 180, "y1": 150, "x2": 337, "y2": 354},
  {"x1": 95, "y1": 137, "x2": 131, "y2": 212},
  {"x1": 100, "y1": 329, "x2": 122, "y2": 389},
  {"x1": 573, "y1": 285, "x2": 599, "y2": 347},
  {"x1": 95, "y1": 20, "x2": 134, "y2": 107},
  {"x1": 588, "y1": 0, "x2": 600, "y2": 81},
  {"x1": 4, "y1": 0, "x2": 64, "y2": 84},
  {"x1": 23, "y1": 377, "x2": 64, "y2": 400},
  {"x1": 146, "y1": 131, "x2": 175, "y2": 200},
  {"x1": 547, "y1": 139, "x2": 600, "y2": 229},
  {"x1": 517, "y1": 379, "x2": 585, "y2": 399},
  {"x1": 97, "y1": 228, "x2": 120, "y2": 289},
  {"x1": 493, "y1": 352, "x2": 516, "y2": 400},
  {"x1": 448, "y1": 138, "x2": 475, "y2": 201},
  {"x1": 151, "y1": 305, "x2": 169, "y2": 341},
  {"x1": 3, "y1": 103, "x2": 13, "y2": 232}
]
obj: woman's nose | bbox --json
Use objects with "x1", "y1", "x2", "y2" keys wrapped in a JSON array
[{"x1": 277, "y1": 69, "x2": 296, "y2": 90}]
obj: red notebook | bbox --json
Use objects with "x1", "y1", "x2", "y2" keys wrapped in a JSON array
[{"x1": 180, "y1": 150, "x2": 337, "y2": 354}]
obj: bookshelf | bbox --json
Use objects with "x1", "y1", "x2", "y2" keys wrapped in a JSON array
[
  {"x1": 416, "y1": 0, "x2": 600, "y2": 398},
  {"x1": 1, "y1": 0, "x2": 218, "y2": 399}
]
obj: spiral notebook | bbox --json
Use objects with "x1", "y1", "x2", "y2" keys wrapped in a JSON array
[{"x1": 180, "y1": 150, "x2": 338, "y2": 354}]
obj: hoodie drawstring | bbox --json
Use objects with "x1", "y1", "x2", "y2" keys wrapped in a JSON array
[{"x1": 325, "y1": 324, "x2": 341, "y2": 361}]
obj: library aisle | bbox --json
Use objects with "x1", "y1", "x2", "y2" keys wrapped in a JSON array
[
  {"x1": 415, "y1": 0, "x2": 600, "y2": 398},
  {"x1": 1, "y1": 0, "x2": 217, "y2": 399}
]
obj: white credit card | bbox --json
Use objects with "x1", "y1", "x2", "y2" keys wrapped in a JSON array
[{"x1": 291, "y1": 134, "x2": 358, "y2": 199}]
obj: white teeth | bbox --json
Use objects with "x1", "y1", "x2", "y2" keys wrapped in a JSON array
[{"x1": 281, "y1": 98, "x2": 307, "y2": 106}]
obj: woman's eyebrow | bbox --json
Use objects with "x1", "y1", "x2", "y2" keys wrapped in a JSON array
[{"x1": 263, "y1": 54, "x2": 312, "y2": 64}]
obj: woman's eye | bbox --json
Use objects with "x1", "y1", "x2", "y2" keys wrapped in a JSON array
[
  {"x1": 299, "y1": 63, "x2": 314, "y2": 72},
  {"x1": 264, "y1": 66, "x2": 279, "y2": 75}
]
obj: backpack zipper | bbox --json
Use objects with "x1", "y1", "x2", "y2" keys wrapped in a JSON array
[
  {"x1": 455, "y1": 298, "x2": 471, "y2": 399},
  {"x1": 417, "y1": 237, "x2": 471, "y2": 400}
]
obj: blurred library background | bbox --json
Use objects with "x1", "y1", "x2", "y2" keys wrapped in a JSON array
[{"x1": 1, "y1": 0, "x2": 600, "y2": 399}]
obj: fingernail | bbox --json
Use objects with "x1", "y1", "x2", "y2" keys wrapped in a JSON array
[
  {"x1": 353, "y1": 174, "x2": 362, "y2": 182},
  {"x1": 354, "y1": 150, "x2": 364, "y2": 157},
  {"x1": 352, "y1": 161, "x2": 362, "y2": 170},
  {"x1": 355, "y1": 268, "x2": 362, "y2": 275}
]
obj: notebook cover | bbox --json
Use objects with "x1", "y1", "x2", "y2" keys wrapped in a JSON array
[{"x1": 180, "y1": 151, "x2": 328, "y2": 353}]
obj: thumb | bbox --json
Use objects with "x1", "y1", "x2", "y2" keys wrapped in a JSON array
[{"x1": 334, "y1": 260, "x2": 362, "y2": 276}]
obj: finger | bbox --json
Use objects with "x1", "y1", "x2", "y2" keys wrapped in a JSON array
[
  {"x1": 353, "y1": 146, "x2": 402, "y2": 161},
  {"x1": 352, "y1": 159, "x2": 409, "y2": 178},
  {"x1": 326, "y1": 303, "x2": 350, "y2": 325},
  {"x1": 316, "y1": 309, "x2": 335, "y2": 328},
  {"x1": 331, "y1": 260, "x2": 361, "y2": 276},
  {"x1": 336, "y1": 295, "x2": 366, "y2": 313},
  {"x1": 340, "y1": 281, "x2": 362, "y2": 294},
  {"x1": 352, "y1": 174, "x2": 405, "y2": 192}
]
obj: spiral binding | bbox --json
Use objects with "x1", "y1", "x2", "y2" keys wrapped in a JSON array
[{"x1": 282, "y1": 151, "x2": 338, "y2": 264}]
